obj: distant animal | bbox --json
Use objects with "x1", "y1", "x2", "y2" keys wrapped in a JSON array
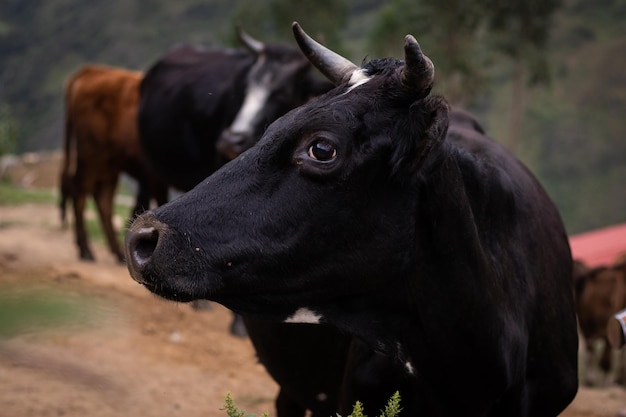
[
  {"x1": 125, "y1": 23, "x2": 579, "y2": 417},
  {"x1": 60, "y1": 65, "x2": 168, "y2": 262},
  {"x1": 573, "y1": 258, "x2": 590, "y2": 285},
  {"x1": 137, "y1": 27, "x2": 333, "y2": 192},
  {"x1": 575, "y1": 260, "x2": 626, "y2": 384}
]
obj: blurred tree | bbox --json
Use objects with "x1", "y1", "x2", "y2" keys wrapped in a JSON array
[
  {"x1": 0, "y1": 104, "x2": 18, "y2": 156},
  {"x1": 367, "y1": 0, "x2": 561, "y2": 153},
  {"x1": 366, "y1": 0, "x2": 489, "y2": 105},
  {"x1": 230, "y1": 0, "x2": 347, "y2": 53},
  {"x1": 269, "y1": 0, "x2": 347, "y2": 49},
  {"x1": 0, "y1": 0, "x2": 623, "y2": 233},
  {"x1": 524, "y1": 35, "x2": 626, "y2": 233},
  {"x1": 483, "y1": 0, "x2": 561, "y2": 153}
]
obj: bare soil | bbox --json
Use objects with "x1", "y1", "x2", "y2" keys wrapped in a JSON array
[{"x1": 0, "y1": 200, "x2": 625, "y2": 417}]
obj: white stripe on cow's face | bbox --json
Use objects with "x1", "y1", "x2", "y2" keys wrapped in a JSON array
[
  {"x1": 230, "y1": 78, "x2": 271, "y2": 134},
  {"x1": 344, "y1": 68, "x2": 371, "y2": 94},
  {"x1": 284, "y1": 307, "x2": 323, "y2": 324}
]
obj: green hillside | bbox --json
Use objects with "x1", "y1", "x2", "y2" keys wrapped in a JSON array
[{"x1": 0, "y1": 0, "x2": 624, "y2": 234}]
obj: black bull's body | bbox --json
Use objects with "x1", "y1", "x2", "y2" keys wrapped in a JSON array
[{"x1": 126, "y1": 23, "x2": 578, "y2": 417}]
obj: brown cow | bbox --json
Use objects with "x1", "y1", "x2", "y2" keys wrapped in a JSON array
[
  {"x1": 60, "y1": 65, "x2": 168, "y2": 262},
  {"x1": 575, "y1": 259, "x2": 626, "y2": 385}
]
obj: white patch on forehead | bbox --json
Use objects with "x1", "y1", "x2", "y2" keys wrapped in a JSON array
[
  {"x1": 344, "y1": 68, "x2": 371, "y2": 94},
  {"x1": 284, "y1": 307, "x2": 323, "y2": 324},
  {"x1": 230, "y1": 83, "x2": 270, "y2": 133}
]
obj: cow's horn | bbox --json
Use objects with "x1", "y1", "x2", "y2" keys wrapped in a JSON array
[
  {"x1": 237, "y1": 27, "x2": 265, "y2": 54},
  {"x1": 292, "y1": 21, "x2": 358, "y2": 86},
  {"x1": 401, "y1": 35, "x2": 435, "y2": 97}
]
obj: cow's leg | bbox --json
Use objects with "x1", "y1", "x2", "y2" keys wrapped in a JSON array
[
  {"x1": 130, "y1": 177, "x2": 168, "y2": 224},
  {"x1": 339, "y1": 339, "x2": 418, "y2": 416},
  {"x1": 275, "y1": 389, "x2": 306, "y2": 417},
  {"x1": 72, "y1": 192, "x2": 95, "y2": 261},
  {"x1": 588, "y1": 338, "x2": 607, "y2": 386},
  {"x1": 229, "y1": 313, "x2": 248, "y2": 338},
  {"x1": 243, "y1": 319, "x2": 347, "y2": 417},
  {"x1": 94, "y1": 175, "x2": 124, "y2": 263},
  {"x1": 131, "y1": 178, "x2": 152, "y2": 219},
  {"x1": 152, "y1": 181, "x2": 169, "y2": 207}
]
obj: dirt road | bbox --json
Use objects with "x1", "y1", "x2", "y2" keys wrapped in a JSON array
[{"x1": 0, "y1": 201, "x2": 624, "y2": 417}]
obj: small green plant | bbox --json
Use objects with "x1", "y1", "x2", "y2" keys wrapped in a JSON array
[
  {"x1": 379, "y1": 391, "x2": 402, "y2": 417},
  {"x1": 222, "y1": 391, "x2": 402, "y2": 417},
  {"x1": 223, "y1": 392, "x2": 269, "y2": 417},
  {"x1": 349, "y1": 400, "x2": 367, "y2": 417},
  {"x1": 348, "y1": 391, "x2": 402, "y2": 417}
]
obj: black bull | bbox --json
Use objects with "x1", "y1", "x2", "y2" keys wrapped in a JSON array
[
  {"x1": 126, "y1": 23, "x2": 578, "y2": 417},
  {"x1": 138, "y1": 28, "x2": 333, "y2": 192}
]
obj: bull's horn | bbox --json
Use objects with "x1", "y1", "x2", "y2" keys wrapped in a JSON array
[
  {"x1": 237, "y1": 27, "x2": 265, "y2": 55},
  {"x1": 292, "y1": 21, "x2": 358, "y2": 86},
  {"x1": 401, "y1": 35, "x2": 435, "y2": 97}
]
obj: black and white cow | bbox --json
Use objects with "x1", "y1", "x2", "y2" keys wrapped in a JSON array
[
  {"x1": 138, "y1": 28, "x2": 333, "y2": 192},
  {"x1": 126, "y1": 23, "x2": 579, "y2": 417}
]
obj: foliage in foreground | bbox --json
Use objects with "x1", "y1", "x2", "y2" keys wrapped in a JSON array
[{"x1": 223, "y1": 391, "x2": 402, "y2": 417}]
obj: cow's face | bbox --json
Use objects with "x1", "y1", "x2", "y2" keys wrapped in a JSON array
[
  {"x1": 217, "y1": 30, "x2": 330, "y2": 160},
  {"x1": 126, "y1": 24, "x2": 448, "y2": 328}
]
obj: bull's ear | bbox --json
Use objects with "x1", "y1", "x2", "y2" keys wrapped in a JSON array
[
  {"x1": 411, "y1": 97, "x2": 450, "y2": 171},
  {"x1": 411, "y1": 97, "x2": 450, "y2": 169},
  {"x1": 390, "y1": 97, "x2": 450, "y2": 179}
]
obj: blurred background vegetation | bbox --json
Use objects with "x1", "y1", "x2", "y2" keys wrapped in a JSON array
[{"x1": 0, "y1": 0, "x2": 624, "y2": 234}]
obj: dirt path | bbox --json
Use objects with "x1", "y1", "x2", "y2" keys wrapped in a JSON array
[
  {"x1": 0, "y1": 203, "x2": 278, "y2": 417},
  {"x1": 0, "y1": 201, "x2": 624, "y2": 417}
]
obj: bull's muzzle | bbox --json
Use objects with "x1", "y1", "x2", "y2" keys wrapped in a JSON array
[
  {"x1": 216, "y1": 130, "x2": 254, "y2": 160},
  {"x1": 125, "y1": 214, "x2": 166, "y2": 285}
]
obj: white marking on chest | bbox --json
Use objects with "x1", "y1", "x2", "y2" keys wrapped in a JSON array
[
  {"x1": 230, "y1": 82, "x2": 270, "y2": 133},
  {"x1": 284, "y1": 307, "x2": 323, "y2": 324},
  {"x1": 396, "y1": 342, "x2": 415, "y2": 375},
  {"x1": 344, "y1": 68, "x2": 371, "y2": 94},
  {"x1": 405, "y1": 361, "x2": 415, "y2": 375}
]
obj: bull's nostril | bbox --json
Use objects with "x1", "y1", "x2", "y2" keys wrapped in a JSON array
[{"x1": 131, "y1": 227, "x2": 159, "y2": 267}]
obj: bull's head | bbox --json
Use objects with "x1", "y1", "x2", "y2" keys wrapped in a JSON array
[
  {"x1": 126, "y1": 22, "x2": 448, "y2": 342},
  {"x1": 216, "y1": 27, "x2": 330, "y2": 160}
]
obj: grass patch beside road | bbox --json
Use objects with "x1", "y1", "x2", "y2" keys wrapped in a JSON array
[
  {"x1": 0, "y1": 180, "x2": 57, "y2": 206},
  {"x1": 0, "y1": 180, "x2": 132, "y2": 245}
]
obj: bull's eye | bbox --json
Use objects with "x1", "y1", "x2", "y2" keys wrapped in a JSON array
[{"x1": 308, "y1": 140, "x2": 337, "y2": 161}]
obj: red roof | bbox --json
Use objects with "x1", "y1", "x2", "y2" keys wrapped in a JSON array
[{"x1": 569, "y1": 222, "x2": 626, "y2": 267}]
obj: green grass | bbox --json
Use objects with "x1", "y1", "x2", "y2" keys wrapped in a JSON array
[
  {"x1": 0, "y1": 181, "x2": 57, "y2": 206},
  {"x1": 0, "y1": 180, "x2": 133, "y2": 245},
  {"x1": 0, "y1": 288, "x2": 93, "y2": 337}
]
